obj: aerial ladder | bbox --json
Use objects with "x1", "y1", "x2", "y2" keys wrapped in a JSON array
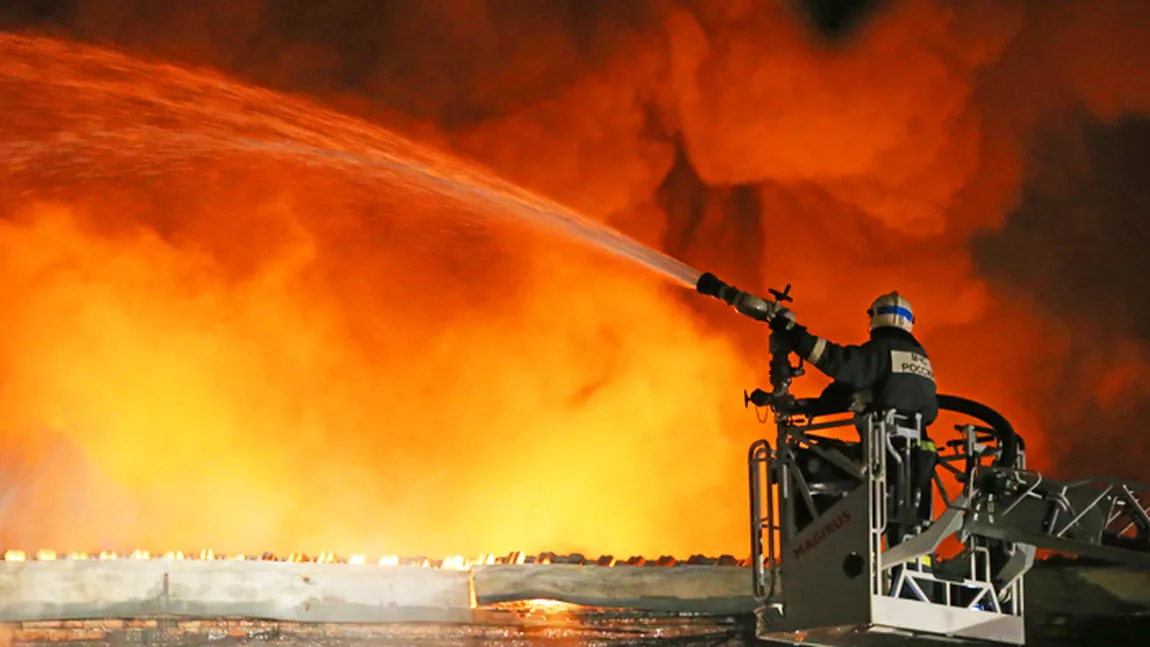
[{"x1": 695, "y1": 273, "x2": 1150, "y2": 645}]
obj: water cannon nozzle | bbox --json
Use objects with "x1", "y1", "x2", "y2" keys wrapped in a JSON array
[{"x1": 695, "y1": 272, "x2": 774, "y2": 322}]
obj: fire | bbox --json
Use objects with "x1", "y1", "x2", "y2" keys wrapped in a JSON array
[
  {"x1": 0, "y1": 0, "x2": 1149, "y2": 560},
  {"x1": 0, "y1": 33, "x2": 752, "y2": 559},
  {"x1": 0, "y1": 549, "x2": 698, "y2": 569},
  {"x1": 500, "y1": 598, "x2": 584, "y2": 619},
  {"x1": 522, "y1": 599, "x2": 578, "y2": 612}
]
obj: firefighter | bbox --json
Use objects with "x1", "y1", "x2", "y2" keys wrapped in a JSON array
[
  {"x1": 770, "y1": 292, "x2": 939, "y2": 542},
  {"x1": 691, "y1": 272, "x2": 938, "y2": 430},
  {"x1": 769, "y1": 291, "x2": 938, "y2": 428}
]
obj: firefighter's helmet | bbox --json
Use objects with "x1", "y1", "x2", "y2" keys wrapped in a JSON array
[{"x1": 868, "y1": 292, "x2": 914, "y2": 332}]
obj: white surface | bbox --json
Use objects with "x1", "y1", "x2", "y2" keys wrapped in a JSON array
[
  {"x1": 473, "y1": 564, "x2": 755, "y2": 613},
  {"x1": 871, "y1": 596, "x2": 1025, "y2": 645},
  {"x1": 0, "y1": 560, "x2": 472, "y2": 623}
]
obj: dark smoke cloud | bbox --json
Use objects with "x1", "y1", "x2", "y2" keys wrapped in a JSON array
[
  {"x1": 961, "y1": 0, "x2": 1150, "y2": 479},
  {"x1": 793, "y1": 0, "x2": 888, "y2": 39},
  {"x1": 973, "y1": 116, "x2": 1150, "y2": 481},
  {"x1": 975, "y1": 117, "x2": 1150, "y2": 341},
  {"x1": 0, "y1": 0, "x2": 664, "y2": 128}
]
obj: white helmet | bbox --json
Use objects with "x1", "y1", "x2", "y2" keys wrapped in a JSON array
[{"x1": 868, "y1": 291, "x2": 914, "y2": 333}]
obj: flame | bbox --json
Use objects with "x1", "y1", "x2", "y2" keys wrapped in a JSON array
[
  {"x1": 0, "y1": 548, "x2": 715, "y2": 570},
  {"x1": 492, "y1": 598, "x2": 588, "y2": 623},
  {"x1": 0, "y1": 0, "x2": 1149, "y2": 560},
  {"x1": 521, "y1": 599, "x2": 578, "y2": 613},
  {"x1": 0, "y1": 32, "x2": 750, "y2": 560}
]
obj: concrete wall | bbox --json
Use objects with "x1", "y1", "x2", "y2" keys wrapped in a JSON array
[
  {"x1": 0, "y1": 560, "x2": 473, "y2": 623},
  {"x1": 473, "y1": 564, "x2": 757, "y2": 614}
]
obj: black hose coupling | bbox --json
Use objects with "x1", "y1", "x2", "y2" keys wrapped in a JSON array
[{"x1": 696, "y1": 272, "x2": 735, "y2": 303}]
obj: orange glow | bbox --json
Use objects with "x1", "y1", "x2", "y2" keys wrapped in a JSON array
[
  {"x1": 1, "y1": 0, "x2": 1150, "y2": 561},
  {"x1": 0, "y1": 549, "x2": 633, "y2": 569},
  {"x1": 0, "y1": 34, "x2": 752, "y2": 560}
]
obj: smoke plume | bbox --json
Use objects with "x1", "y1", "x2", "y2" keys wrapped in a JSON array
[{"x1": 0, "y1": 0, "x2": 1148, "y2": 557}]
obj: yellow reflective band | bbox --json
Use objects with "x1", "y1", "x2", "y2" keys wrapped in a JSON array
[{"x1": 807, "y1": 337, "x2": 827, "y2": 364}]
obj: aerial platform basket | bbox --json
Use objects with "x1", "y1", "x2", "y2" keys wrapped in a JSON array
[{"x1": 747, "y1": 401, "x2": 1150, "y2": 646}]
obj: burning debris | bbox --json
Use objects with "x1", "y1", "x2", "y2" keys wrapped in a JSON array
[{"x1": 0, "y1": 549, "x2": 749, "y2": 568}]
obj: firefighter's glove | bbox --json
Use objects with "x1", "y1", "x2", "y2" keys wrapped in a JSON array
[
  {"x1": 768, "y1": 307, "x2": 798, "y2": 332},
  {"x1": 770, "y1": 310, "x2": 811, "y2": 354}
]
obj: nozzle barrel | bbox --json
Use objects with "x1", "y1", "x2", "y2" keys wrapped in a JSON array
[{"x1": 695, "y1": 272, "x2": 775, "y2": 322}]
